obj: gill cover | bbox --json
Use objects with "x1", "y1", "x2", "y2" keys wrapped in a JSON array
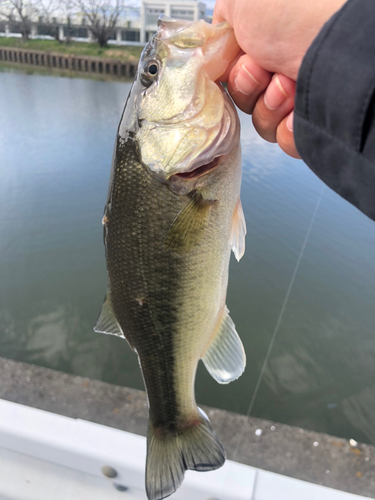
[{"x1": 119, "y1": 16, "x2": 240, "y2": 180}]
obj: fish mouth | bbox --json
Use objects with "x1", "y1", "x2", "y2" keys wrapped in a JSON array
[
  {"x1": 167, "y1": 93, "x2": 239, "y2": 184},
  {"x1": 139, "y1": 87, "x2": 239, "y2": 188},
  {"x1": 172, "y1": 156, "x2": 221, "y2": 180}
]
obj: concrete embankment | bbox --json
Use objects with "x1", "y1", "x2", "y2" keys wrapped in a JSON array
[
  {"x1": 0, "y1": 47, "x2": 137, "y2": 78},
  {"x1": 0, "y1": 357, "x2": 374, "y2": 498}
]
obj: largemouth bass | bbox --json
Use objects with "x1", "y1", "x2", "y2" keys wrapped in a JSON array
[{"x1": 95, "y1": 16, "x2": 246, "y2": 500}]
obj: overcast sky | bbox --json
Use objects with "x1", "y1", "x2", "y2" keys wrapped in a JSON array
[
  {"x1": 130, "y1": 1, "x2": 216, "y2": 9},
  {"x1": 204, "y1": 0, "x2": 216, "y2": 8}
]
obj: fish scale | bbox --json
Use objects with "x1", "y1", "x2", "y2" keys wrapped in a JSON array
[{"x1": 107, "y1": 139, "x2": 184, "y2": 425}]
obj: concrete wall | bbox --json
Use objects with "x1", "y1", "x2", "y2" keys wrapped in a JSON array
[
  {"x1": 1, "y1": 357, "x2": 374, "y2": 499},
  {"x1": 0, "y1": 47, "x2": 137, "y2": 78}
]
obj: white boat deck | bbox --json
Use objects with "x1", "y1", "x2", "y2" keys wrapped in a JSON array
[{"x1": 0, "y1": 399, "x2": 368, "y2": 500}]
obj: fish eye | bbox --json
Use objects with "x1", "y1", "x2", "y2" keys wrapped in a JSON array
[
  {"x1": 140, "y1": 60, "x2": 160, "y2": 88},
  {"x1": 148, "y1": 63, "x2": 158, "y2": 75}
]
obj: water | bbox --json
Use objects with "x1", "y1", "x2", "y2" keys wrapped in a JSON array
[{"x1": 1, "y1": 71, "x2": 375, "y2": 444}]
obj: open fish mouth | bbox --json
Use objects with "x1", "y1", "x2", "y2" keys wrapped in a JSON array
[
  {"x1": 165, "y1": 92, "x2": 240, "y2": 185},
  {"x1": 172, "y1": 156, "x2": 221, "y2": 180}
]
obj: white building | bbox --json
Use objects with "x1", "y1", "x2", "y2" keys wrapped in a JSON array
[
  {"x1": 140, "y1": 0, "x2": 207, "y2": 43},
  {"x1": 0, "y1": 0, "x2": 207, "y2": 46}
]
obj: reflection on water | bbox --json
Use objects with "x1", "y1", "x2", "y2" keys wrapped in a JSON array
[
  {"x1": 0, "y1": 71, "x2": 374, "y2": 444},
  {"x1": 342, "y1": 387, "x2": 375, "y2": 443}
]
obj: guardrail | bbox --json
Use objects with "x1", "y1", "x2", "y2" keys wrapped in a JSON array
[{"x1": 0, "y1": 47, "x2": 137, "y2": 78}]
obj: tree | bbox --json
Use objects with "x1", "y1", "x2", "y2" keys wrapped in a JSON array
[
  {"x1": 75, "y1": 0, "x2": 124, "y2": 47},
  {"x1": 0, "y1": 0, "x2": 37, "y2": 40},
  {"x1": 60, "y1": 0, "x2": 76, "y2": 43},
  {"x1": 35, "y1": 0, "x2": 63, "y2": 42},
  {"x1": 32, "y1": 0, "x2": 78, "y2": 43},
  {"x1": 34, "y1": 0, "x2": 77, "y2": 44}
]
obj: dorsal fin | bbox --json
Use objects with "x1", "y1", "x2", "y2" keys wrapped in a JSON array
[
  {"x1": 230, "y1": 198, "x2": 246, "y2": 261},
  {"x1": 94, "y1": 290, "x2": 124, "y2": 339},
  {"x1": 202, "y1": 307, "x2": 246, "y2": 384}
]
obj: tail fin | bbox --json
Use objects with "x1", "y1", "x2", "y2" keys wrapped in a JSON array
[{"x1": 146, "y1": 408, "x2": 226, "y2": 500}]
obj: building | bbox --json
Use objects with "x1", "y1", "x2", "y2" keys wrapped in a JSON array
[
  {"x1": 140, "y1": 0, "x2": 207, "y2": 43},
  {"x1": 0, "y1": 1, "x2": 208, "y2": 46}
]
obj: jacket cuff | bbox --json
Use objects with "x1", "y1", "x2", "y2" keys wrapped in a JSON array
[{"x1": 294, "y1": 0, "x2": 375, "y2": 221}]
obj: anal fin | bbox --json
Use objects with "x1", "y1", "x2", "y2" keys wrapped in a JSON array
[
  {"x1": 202, "y1": 307, "x2": 246, "y2": 384},
  {"x1": 94, "y1": 290, "x2": 124, "y2": 339}
]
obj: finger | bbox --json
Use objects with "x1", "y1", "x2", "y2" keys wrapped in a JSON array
[
  {"x1": 212, "y1": 9, "x2": 223, "y2": 24},
  {"x1": 276, "y1": 112, "x2": 301, "y2": 159},
  {"x1": 252, "y1": 74, "x2": 296, "y2": 143},
  {"x1": 217, "y1": 48, "x2": 246, "y2": 83},
  {"x1": 227, "y1": 54, "x2": 272, "y2": 115},
  {"x1": 213, "y1": 0, "x2": 230, "y2": 24}
]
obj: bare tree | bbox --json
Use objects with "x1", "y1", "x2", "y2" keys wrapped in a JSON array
[
  {"x1": 75, "y1": 0, "x2": 124, "y2": 47},
  {"x1": 35, "y1": 0, "x2": 62, "y2": 42},
  {"x1": 33, "y1": 0, "x2": 77, "y2": 43},
  {"x1": 0, "y1": 0, "x2": 37, "y2": 40},
  {"x1": 60, "y1": 0, "x2": 76, "y2": 43}
]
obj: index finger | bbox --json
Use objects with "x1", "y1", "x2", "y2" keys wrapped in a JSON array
[
  {"x1": 227, "y1": 54, "x2": 273, "y2": 115},
  {"x1": 213, "y1": 0, "x2": 232, "y2": 25}
]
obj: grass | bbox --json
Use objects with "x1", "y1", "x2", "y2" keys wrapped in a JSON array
[
  {"x1": 0, "y1": 61, "x2": 134, "y2": 82},
  {"x1": 0, "y1": 37, "x2": 143, "y2": 61}
]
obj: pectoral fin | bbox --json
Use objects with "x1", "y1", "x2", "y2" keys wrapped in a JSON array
[
  {"x1": 94, "y1": 290, "x2": 124, "y2": 339},
  {"x1": 230, "y1": 198, "x2": 246, "y2": 261},
  {"x1": 165, "y1": 192, "x2": 213, "y2": 253},
  {"x1": 202, "y1": 307, "x2": 246, "y2": 384}
]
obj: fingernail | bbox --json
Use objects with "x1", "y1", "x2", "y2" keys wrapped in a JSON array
[
  {"x1": 264, "y1": 75, "x2": 288, "y2": 110},
  {"x1": 234, "y1": 65, "x2": 260, "y2": 95},
  {"x1": 287, "y1": 112, "x2": 294, "y2": 132}
]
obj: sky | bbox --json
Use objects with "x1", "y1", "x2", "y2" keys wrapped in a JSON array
[
  {"x1": 130, "y1": 0, "x2": 217, "y2": 8},
  {"x1": 203, "y1": 0, "x2": 216, "y2": 7}
]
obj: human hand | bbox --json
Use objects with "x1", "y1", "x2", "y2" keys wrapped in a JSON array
[{"x1": 214, "y1": 0, "x2": 347, "y2": 158}]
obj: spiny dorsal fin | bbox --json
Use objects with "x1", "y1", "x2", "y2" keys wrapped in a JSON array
[
  {"x1": 202, "y1": 306, "x2": 246, "y2": 384},
  {"x1": 230, "y1": 198, "x2": 246, "y2": 261},
  {"x1": 164, "y1": 192, "x2": 214, "y2": 253},
  {"x1": 94, "y1": 290, "x2": 124, "y2": 339}
]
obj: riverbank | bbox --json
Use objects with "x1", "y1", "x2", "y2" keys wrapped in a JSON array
[
  {"x1": 0, "y1": 61, "x2": 132, "y2": 82},
  {"x1": 0, "y1": 38, "x2": 143, "y2": 62},
  {"x1": 0, "y1": 38, "x2": 140, "y2": 80},
  {"x1": 0, "y1": 45, "x2": 138, "y2": 80},
  {"x1": 1, "y1": 357, "x2": 374, "y2": 498}
]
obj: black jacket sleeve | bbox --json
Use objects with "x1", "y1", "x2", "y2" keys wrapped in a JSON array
[{"x1": 294, "y1": 0, "x2": 375, "y2": 221}]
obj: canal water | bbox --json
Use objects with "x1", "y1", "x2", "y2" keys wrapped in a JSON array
[{"x1": 1, "y1": 71, "x2": 374, "y2": 444}]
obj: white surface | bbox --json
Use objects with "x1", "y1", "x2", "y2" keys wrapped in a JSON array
[
  {"x1": 253, "y1": 470, "x2": 367, "y2": 500},
  {"x1": 0, "y1": 399, "x2": 368, "y2": 500},
  {"x1": 0, "y1": 446, "x2": 140, "y2": 500}
]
